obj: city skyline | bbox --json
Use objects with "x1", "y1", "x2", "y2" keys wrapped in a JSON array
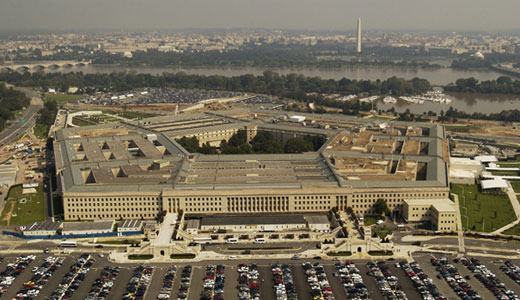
[{"x1": 0, "y1": 0, "x2": 519, "y2": 33}]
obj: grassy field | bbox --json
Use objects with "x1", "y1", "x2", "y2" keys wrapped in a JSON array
[
  {"x1": 496, "y1": 162, "x2": 520, "y2": 168},
  {"x1": 72, "y1": 117, "x2": 96, "y2": 127},
  {"x1": 44, "y1": 93, "x2": 84, "y2": 103},
  {"x1": 491, "y1": 171, "x2": 520, "y2": 176},
  {"x1": 452, "y1": 183, "x2": 516, "y2": 232},
  {"x1": 0, "y1": 185, "x2": 45, "y2": 226},
  {"x1": 503, "y1": 223, "x2": 520, "y2": 236},
  {"x1": 372, "y1": 226, "x2": 392, "y2": 239},
  {"x1": 128, "y1": 254, "x2": 153, "y2": 260},
  {"x1": 326, "y1": 251, "x2": 352, "y2": 257},
  {"x1": 444, "y1": 125, "x2": 481, "y2": 133},
  {"x1": 511, "y1": 181, "x2": 520, "y2": 193},
  {"x1": 364, "y1": 215, "x2": 383, "y2": 226},
  {"x1": 170, "y1": 254, "x2": 196, "y2": 259}
]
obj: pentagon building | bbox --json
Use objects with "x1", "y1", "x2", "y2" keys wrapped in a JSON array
[{"x1": 53, "y1": 109, "x2": 453, "y2": 229}]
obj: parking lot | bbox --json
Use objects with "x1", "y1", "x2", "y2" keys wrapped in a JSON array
[{"x1": 2, "y1": 253, "x2": 520, "y2": 299}]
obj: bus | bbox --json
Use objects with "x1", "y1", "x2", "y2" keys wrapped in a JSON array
[
  {"x1": 193, "y1": 237, "x2": 212, "y2": 245},
  {"x1": 60, "y1": 241, "x2": 77, "y2": 247}
]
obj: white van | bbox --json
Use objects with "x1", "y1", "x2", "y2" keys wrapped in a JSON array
[
  {"x1": 226, "y1": 238, "x2": 238, "y2": 244},
  {"x1": 253, "y1": 237, "x2": 266, "y2": 244}
]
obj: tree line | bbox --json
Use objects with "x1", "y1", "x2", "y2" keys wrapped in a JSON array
[
  {"x1": 34, "y1": 100, "x2": 58, "y2": 138},
  {"x1": 444, "y1": 76, "x2": 520, "y2": 94},
  {"x1": 0, "y1": 83, "x2": 30, "y2": 130},
  {"x1": 176, "y1": 129, "x2": 325, "y2": 155},
  {"x1": 439, "y1": 106, "x2": 520, "y2": 123},
  {"x1": 0, "y1": 70, "x2": 432, "y2": 100}
]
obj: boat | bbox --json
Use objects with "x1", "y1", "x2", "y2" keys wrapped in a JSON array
[
  {"x1": 359, "y1": 96, "x2": 379, "y2": 103},
  {"x1": 383, "y1": 96, "x2": 397, "y2": 104}
]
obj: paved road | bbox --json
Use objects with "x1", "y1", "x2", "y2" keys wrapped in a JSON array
[{"x1": 0, "y1": 87, "x2": 44, "y2": 145}]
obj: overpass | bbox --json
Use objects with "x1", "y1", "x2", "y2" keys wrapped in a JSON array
[{"x1": 0, "y1": 60, "x2": 92, "y2": 72}]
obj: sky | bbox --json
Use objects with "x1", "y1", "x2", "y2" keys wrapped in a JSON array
[{"x1": 1, "y1": 0, "x2": 519, "y2": 33}]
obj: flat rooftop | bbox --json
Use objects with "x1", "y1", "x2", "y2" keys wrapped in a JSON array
[
  {"x1": 62, "y1": 220, "x2": 114, "y2": 232},
  {"x1": 23, "y1": 221, "x2": 62, "y2": 232},
  {"x1": 200, "y1": 214, "x2": 306, "y2": 226},
  {"x1": 119, "y1": 219, "x2": 142, "y2": 229},
  {"x1": 54, "y1": 110, "x2": 448, "y2": 193}
]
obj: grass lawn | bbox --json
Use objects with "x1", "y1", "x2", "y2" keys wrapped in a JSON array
[
  {"x1": 503, "y1": 223, "x2": 520, "y2": 236},
  {"x1": 491, "y1": 171, "x2": 520, "y2": 176},
  {"x1": 497, "y1": 162, "x2": 520, "y2": 168},
  {"x1": 128, "y1": 254, "x2": 153, "y2": 260},
  {"x1": 72, "y1": 117, "x2": 96, "y2": 127},
  {"x1": 44, "y1": 93, "x2": 84, "y2": 103},
  {"x1": 0, "y1": 185, "x2": 45, "y2": 226},
  {"x1": 368, "y1": 250, "x2": 393, "y2": 256},
  {"x1": 444, "y1": 125, "x2": 481, "y2": 133},
  {"x1": 326, "y1": 251, "x2": 352, "y2": 257},
  {"x1": 364, "y1": 215, "x2": 384, "y2": 226},
  {"x1": 372, "y1": 226, "x2": 392, "y2": 239},
  {"x1": 170, "y1": 254, "x2": 196, "y2": 259},
  {"x1": 511, "y1": 181, "x2": 520, "y2": 193},
  {"x1": 452, "y1": 183, "x2": 516, "y2": 232}
]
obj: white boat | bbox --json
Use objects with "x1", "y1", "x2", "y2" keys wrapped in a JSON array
[
  {"x1": 383, "y1": 96, "x2": 397, "y2": 104},
  {"x1": 359, "y1": 96, "x2": 379, "y2": 103},
  {"x1": 337, "y1": 95, "x2": 357, "y2": 101}
]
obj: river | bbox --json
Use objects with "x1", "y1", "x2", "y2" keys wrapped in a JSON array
[
  {"x1": 31, "y1": 64, "x2": 520, "y2": 114},
  {"x1": 49, "y1": 64, "x2": 506, "y2": 86}
]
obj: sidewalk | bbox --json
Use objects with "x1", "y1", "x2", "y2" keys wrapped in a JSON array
[{"x1": 490, "y1": 187, "x2": 520, "y2": 235}]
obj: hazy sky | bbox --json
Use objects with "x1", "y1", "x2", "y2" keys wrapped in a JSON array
[{"x1": 1, "y1": 0, "x2": 519, "y2": 33}]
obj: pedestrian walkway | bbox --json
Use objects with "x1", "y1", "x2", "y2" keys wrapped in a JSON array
[
  {"x1": 451, "y1": 194, "x2": 465, "y2": 253},
  {"x1": 490, "y1": 187, "x2": 520, "y2": 235}
]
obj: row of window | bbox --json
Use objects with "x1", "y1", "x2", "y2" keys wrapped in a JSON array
[
  {"x1": 68, "y1": 197, "x2": 158, "y2": 201},
  {"x1": 353, "y1": 192, "x2": 446, "y2": 198},
  {"x1": 296, "y1": 206, "x2": 328, "y2": 211},
  {"x1": 68, "y1": 207, "x2": 158, "y2": 213},
  {"x1": 68, "y1": 213, "x2": 156, "y2": 220},
  {"x1": 67, "y1": 202, "x2": 156, "y2": 207}
]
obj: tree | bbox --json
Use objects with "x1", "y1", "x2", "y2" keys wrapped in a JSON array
[
  {"x1": 374, "y1": 199, "x2": 390, "y2": 216},
  {"x1": 284, "y1": 137, "x2": 314, "y2": 153},
  {"x1": 346, "y1": 206, "x2": 354, "y2": 215}
]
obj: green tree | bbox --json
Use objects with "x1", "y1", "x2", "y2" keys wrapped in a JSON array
[
  {"x1": 374, "y1": 199, "x2": 390, "y2": 216},
  {"x1": 284, "y1": 137, "x2": 314, "y2": 153}
]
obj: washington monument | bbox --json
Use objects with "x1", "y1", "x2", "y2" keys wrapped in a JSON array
[{"x1": 357, "y1": 18, "x2": 362, "y2": 53}]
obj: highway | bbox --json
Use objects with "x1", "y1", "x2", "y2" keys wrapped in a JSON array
[{"x1": 0, "y1": 87, "x2": 44, "y2": 145}]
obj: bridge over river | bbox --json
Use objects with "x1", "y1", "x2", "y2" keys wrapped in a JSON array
[{"x1": 0, "y1": 60, "x2": 91, "y2": 72}]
